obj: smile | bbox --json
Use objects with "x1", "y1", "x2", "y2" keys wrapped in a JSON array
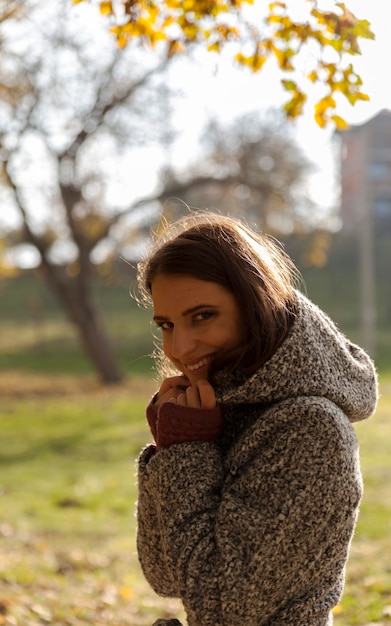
[{"x1": 186, "y1": 357, "x2": 211, "y2": 372}]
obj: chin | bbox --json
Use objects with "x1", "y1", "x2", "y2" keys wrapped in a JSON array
[{"x1": 188, "y1": 370, "x2": 210, "y2": 386}]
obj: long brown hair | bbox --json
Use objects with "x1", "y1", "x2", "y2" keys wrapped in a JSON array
[{"x1": 137, "y1": 212, "x2": 300, "y2": 379}]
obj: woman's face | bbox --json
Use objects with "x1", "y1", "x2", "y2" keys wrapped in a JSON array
[{"x1": 151, "y1": 273, "x2": 243, "y2": 385}]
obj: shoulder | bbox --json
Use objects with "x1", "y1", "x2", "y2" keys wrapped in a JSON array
[
  {"x1": 257, "y1": 395, "x2": 356, "y2": 445},
  {"x1": 225, "y1": 396, "x2": 359, "y2": 476}
]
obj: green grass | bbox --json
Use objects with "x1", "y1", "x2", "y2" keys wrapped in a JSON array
[
  {"x1": 0, "y1": 272, "x2": 390, "y2": 624},
  {"x1": 0, "y1": 372, "x2": 390, "y2": 625},
  {"x1": 336, "y1": 384, "x2": 391, "y2": 625},
  {"x1": 0, "y1": 317, "x2": 155, "y2": 375},
  {"x1": 0, "y1": 374, "x2": 185, "y2": 625},
  {"x1": 0, "y1": 272, "x2": 156, "y2": 376}
]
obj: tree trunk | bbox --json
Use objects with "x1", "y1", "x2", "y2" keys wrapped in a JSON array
[
  {"x1": 43, "y1": 264, "x2": 124, "y2": 385},
  {"x1": 9, "y1": 188, "x2": 124, "y2": 385}
]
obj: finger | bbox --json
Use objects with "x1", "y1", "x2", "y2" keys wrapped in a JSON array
[
  {"x1": 176, "y1": 393, "x2": 187, "y2": 406},
  {"x1": 174, "y1": 375, "x2": 191, "y2": 388},
  {"x1": 197, "y1": 379, "x2": 217, "y2": 409},
  {"x1": 157, "y1": 376, "x2": 190, "y2": 400},
  {"x1": 185, "y1": 385, "x2": 201, "y2": 408},
  {"x1": 155, "y1": 388, "x2": 182, "y2": 406},
  {"x1": 160, "y1": 376, "x2": 189, "y2": 393}
]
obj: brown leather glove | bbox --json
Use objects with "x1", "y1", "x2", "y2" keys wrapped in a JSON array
[{"x1": 146, "y1": 398, "x2": 223, "y2": 451}]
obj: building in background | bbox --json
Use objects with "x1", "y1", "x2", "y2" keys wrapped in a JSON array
[
  {"x1": 339, "y1": 109, "x2": 391, "y2": 232},
  {"x1": 337, "y1": 109, "x2": 391, "y2": 356}
]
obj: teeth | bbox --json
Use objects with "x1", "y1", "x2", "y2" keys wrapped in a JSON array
[{"x1": 187, "y1": 358, "x2": 210, "y2": 371}]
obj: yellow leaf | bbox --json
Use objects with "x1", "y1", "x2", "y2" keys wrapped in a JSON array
[
  {"x1": 331, "y1": 115, "x2": 349, "y2": 130},
  {"x1": 315, "y1": 95, "x2": 336, "y2": 116},
  {"x1": 314, "y1": 110, "x2": 327, "y2": 128},
  {"x1": 270, "y1": 43, "x2": 283, "y2": 66},
  {"x1": 236, "y1": 52, "x2": 268, "y2": 72},
  {"x1": 340, "y1": 86, "x2": 370, "y2": 105},
  {"x1": 314, "y1": 95, "x2": 336, "y2": 128},
  {"x1": 251, "y1": 54, "x2": 267, "y2": 72},
  {"x1": 110, "y1": 25, "x2": 129, "y2": 47},
  {"x1": 281, "y1": 79, "x2": 297, "y2": 91},
  {"x1": 215, "y1": 23, "x2": 239, "y2": 40},
  {"x1": 109, "y1": 25, "x2": 119, "y2": 36},
  {"x1": 162, "y1": 16, "x2": 175, "y2": 28},
  {"x1": 207, "y1": 41, "x2": 221, "y2": 52},
  {"x1": 284, "y1": 89, "x2": 307, "y2": 118},
  {"x1": 307, "y1": 70, "x2": 318, "y2": 83},
  {"x1": 354, "y1": 18, "x2": 375, "y2": 41},
  {"x1": 168, "y1": 39, "x2": 186, "y2": 57},
  {"x1": 355, "y1": 91, "x2": 370, "y2": 102},
  {"x1": 149, "y1": 31, "x2": 167, "y2": 46},
  {"x1": 179, "y1": 17, "x2": 199, "y2": 41},
  {"x1": 100, "y1": 1, "x2": 113, "y2": 16},
  {"x1": 268, "y1": 1, "x2": 286, "y2": 10},
  {"x1": 117, "y1": 33, "x2": 129, "y2": 47},
  {"x1": 268, "y1": 15, "x2": 283, "y2": 24}
]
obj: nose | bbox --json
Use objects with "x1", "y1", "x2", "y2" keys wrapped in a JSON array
[{"x1": 170, "y1": 326, "x2": 197, "y2": 360}]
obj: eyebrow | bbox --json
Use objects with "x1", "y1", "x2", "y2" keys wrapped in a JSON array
[{"x1": 153, "y1": 304, "x2": 220, "y2": 322}]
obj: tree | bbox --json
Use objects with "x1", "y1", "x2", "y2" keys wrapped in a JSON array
[
  {"x1": 75, "y1": 0, "x2": 374, "y2": 128},
  {"x1": 0, "y1": 1, "x2": 171, "y2": 384},
  {"x1": 0, "y1": 1, "x2": 23, "y2": 26},
  {"x1": 154, "y1": 112, "x2": 317, "y2": 234},
  {"x1": 0, "y1": 1, "x2": 28, "y2": 101}
]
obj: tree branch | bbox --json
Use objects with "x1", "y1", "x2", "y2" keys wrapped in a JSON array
[{"x1": 58, "y1": 56, "x2": 170, "y2": 160}]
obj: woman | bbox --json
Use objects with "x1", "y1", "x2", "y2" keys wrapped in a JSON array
[{"x1": 135, "y1": 212, "x2": 378, "y2": 626}]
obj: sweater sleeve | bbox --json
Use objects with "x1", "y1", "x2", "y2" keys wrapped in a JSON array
[
  {"x1": 137, "y1": 441, "x2": 224, "y2": 604},
  {"x1": 137, "y1": 396, "x2": 362, "y2": 626}
]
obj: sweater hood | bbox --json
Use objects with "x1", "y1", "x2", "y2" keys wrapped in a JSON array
[{"x1": 219, "y1": 291, "x2": 378, "y2": 423}]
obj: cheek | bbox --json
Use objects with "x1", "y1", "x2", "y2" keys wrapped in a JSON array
[
  {"x1": 212, "y1": 323, "x2": 240, "y2": 348},
  {"x1": 161, "y1": 338, "x2": 181, "y2": 366},
  {"x1": 227, "y1": 318, "x2": 242, "y2": 347},
  {"x1": 161, "y1": 336, "x2": 171, "y2": 357}
]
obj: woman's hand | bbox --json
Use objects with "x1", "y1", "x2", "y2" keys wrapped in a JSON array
[
  {"x1": 155, "y1": 377, "x2": 216, "y2": 410},
  {"x1": 155, "y1": 376, "x2": 216, "y2": 410},
  {"x1": 175, "y1": 379, "x2": 216, "y2": 409},
  {"x1": 149, "y1": 377, "x2": 221, "y2": 450},
  {"x1": 154, "y1": 375, "x2": 191, "y2": 407}
]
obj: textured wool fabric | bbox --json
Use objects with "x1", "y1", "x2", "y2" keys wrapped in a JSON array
[{"x1": 136, "y1": 291, "x2": 378, "y2": 626}]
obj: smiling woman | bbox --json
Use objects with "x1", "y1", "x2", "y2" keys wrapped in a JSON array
[
  {"x1": 138, "y1": 213, "x2": 297, "y2": 381},
  {"x1": 151, "y1": 274, "x2": 242, "y2": 386},
  {"x1": 134, "y1": 211, "x2": 378, "y2": 626}
]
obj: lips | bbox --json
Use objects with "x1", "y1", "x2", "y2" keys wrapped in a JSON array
[{"x1": 186, "y1": 356, "x2": 212, "y2": 372}]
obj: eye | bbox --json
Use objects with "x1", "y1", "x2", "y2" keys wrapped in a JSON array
[
  {"x1": 155, "y1": 321, "x2": 173, "y2": 331},
  {"x1": 193, "y1": 310, "x2": 216, "y2": 322}
]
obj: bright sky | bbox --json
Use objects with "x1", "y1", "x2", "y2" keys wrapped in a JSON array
[
  {"x1": 1, "y1": 0, "x2": 389, "y2": 244},
  {"x1": 158, "y1": 0, "x2": 391, "y2": 223}
]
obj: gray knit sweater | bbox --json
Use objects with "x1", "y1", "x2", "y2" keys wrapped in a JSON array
[{"x1": 136, "y1": 291, "x2": 378, "y2": 626}]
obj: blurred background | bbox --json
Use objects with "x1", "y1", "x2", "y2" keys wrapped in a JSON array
[
  {"x1": 0, "y1": 1, "x2": 390, "y2": 625},
  {"x1": 0, "y1": 0, "x2": 390, "y2": 383}
]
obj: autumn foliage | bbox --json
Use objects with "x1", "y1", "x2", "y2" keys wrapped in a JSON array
[{"x1": 73, "y1": 0, "x2": 374, "y2": 128}]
